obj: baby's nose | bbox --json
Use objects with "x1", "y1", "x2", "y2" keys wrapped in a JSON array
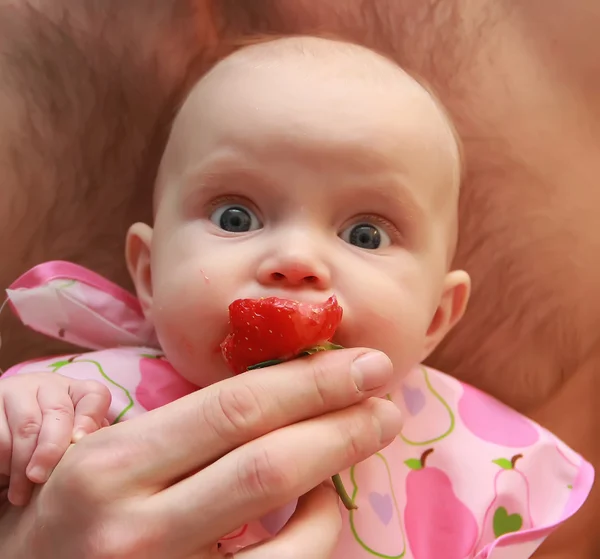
[{"x1": 258, "y1": 259, "x2": 330, "y2": 289}]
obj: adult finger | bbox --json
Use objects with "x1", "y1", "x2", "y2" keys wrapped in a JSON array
[
  {"x1": 234, "y1": 483, "x2": 342, "y2": 559},
  {"x1": 141, "y1": 396, "x2": 402, "y2": 554},
  {"x1": 26, "y1": 381, "x2": 75, "y2": 484},
  {"x1": 68, "y1": 348, "x2": 394, "y2": 495},
  {"x1": 69, "y1": 380, "x2": 112, "y2": 441},
  {"x1": 4, "y1": 389, "x2": 42, "y2": 506}
]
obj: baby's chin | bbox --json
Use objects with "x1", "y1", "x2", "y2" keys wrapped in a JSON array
[
  {"x1": 337, "y1": 327, "x2": 426, "y2": 374},
  {"x1": 168, "y1": 350, "x2": 234, "y2": 389}
]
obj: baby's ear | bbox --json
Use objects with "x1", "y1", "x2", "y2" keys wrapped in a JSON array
[
  {"x1": 422, "y1": 270, "x2": 471, "y2": 359},
  {"x1": 126, "y1": 222, "x2": 155, "y2": 323}
]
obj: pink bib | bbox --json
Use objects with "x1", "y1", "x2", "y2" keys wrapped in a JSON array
[{"x1": 3, "y1": 261, "x2": 594, "y2": 559}]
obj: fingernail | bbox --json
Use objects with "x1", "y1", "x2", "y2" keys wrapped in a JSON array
[
  {"x1": 371, "y1": 399, "x2": 403, "y2": 444},
  {"x1": 72, "y1": 429, "x2": 87, "y2": 442},
  {"x1": 351, "y1": 352, "x2": 393, "y2": 392},
  {"x1": 27, "y1": 465, "x2": 49, "y2": 484}
]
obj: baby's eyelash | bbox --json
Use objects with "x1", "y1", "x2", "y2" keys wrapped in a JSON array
[
  {"x1": 348, "y1": 214, "x2": 403, "y2": 241},
  {"x1": 205, "y1": 195, "x2": 259, "y2": 216},
  {"x1": 207, "y1": 195, "x2": 244, "y2": 211}
]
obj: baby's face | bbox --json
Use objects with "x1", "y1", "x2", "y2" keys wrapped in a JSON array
[{"x1": 127, "y1": 39, "x2": 469, "y2": 387}]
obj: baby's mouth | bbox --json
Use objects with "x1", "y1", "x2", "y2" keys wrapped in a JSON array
[{"x1": 248, "y1": 290, "x2": 338, "y2": 307}]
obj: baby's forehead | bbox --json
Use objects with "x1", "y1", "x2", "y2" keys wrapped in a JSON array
[
  {"x1": 176, "y1": 36, "x2": 459, "y2": 160},
  {"x1": 196, "y1": 36, "x2": 426, "y2": 100},
  {"x1": 157, "y1": 37, "x2": 461, "y2": 211}
]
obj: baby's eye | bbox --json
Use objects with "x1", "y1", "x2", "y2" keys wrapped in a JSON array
[
  {"x1": 210, "y1": 204, "x2": 262, "y2": 233},
  {"x1": 340, "y1": 222, "x2": 391, "y2": 250}
]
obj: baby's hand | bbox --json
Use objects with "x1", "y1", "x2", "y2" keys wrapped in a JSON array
[{"x1": 0, "y1": 372, "x2": 111, "y2": 506}]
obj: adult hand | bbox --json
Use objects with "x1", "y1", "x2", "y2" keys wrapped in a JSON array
[{"x1": 0, "y1": 348, "x2": 402, "y2": 559}]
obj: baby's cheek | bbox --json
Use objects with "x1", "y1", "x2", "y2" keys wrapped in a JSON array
[
  {"x1": 353, "y1": 303, "x2": 429, "y2": 376},
  {"x1": 152, "y1": 302, "x2": 230, "y2": 387},
  {"x1": 152, "y1": 267, "x2": 212, "y2": 331},
  {"x1": 156, "y1": 326, "x2": 204, "y2": 384},
  {"x1": 151, "y1": 286, "x2": 199, "y2": 352}
]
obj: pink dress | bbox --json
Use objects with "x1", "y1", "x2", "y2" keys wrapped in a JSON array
[{"x1": 2, "y1": 261, "x2": 594, "y2": 559}]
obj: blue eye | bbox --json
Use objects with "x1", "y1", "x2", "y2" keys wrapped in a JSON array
[
  {"x1": 340, "y1": 222, "x2": 390, "y2": 250},
  {"x1": 210, "y1": 204, "x2": 262, "y2": 233}
]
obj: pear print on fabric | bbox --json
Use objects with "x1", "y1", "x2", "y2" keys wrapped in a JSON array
[
  {"x1": 404, "y1": 449, "x2": 478, "y2": 559},
  {"x1": 397, "y1": 368, "x2": 455, "y2": 446},
  {"x1": 348, "y1": 453, "x2": 406, "y2": 558},
  {"x1": 475, "y1": 455, "x2": 533, "y2": 553}
]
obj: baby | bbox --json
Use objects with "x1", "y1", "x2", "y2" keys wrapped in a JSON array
[{"x1": 0, "y1": 37, "x2": 592, "y2": 558}]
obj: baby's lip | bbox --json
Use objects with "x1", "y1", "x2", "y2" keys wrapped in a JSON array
[{"x1": 241, "y1": 290, "x2": 337, "y2": 306}]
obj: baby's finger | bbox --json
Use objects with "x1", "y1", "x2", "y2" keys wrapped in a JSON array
[
  {"x1": 26, "y1": 382, "x2": 76, "y2": 484},
  {"x1": 0, "y1": 401, "x2": 12, "y2": 477},
  {"x1": 4, "y1": 389, "x2": 42, "y2": 506},
  {"x1": 69, "y1": 380, "x2": 111, "y2": 441}
]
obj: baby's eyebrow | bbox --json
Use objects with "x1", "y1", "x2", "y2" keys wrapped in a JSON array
[
  {"x1": 348, "y1": 181, "x2": 425, "y2": 225},
  {"x1": 178, "y1": 161, "x2": 275, "y2": 206}
]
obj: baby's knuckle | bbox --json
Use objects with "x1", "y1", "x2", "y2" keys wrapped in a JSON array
[
  {"x1": 15, "y1": 416, "x2": 41, "y2": 439},
  {"x1": 0, "y1": 374, "x2": 38, "y2": 392},
  {"x1": 43, "y1": 400, "x2": 74, "y2": 419},
  {"x1": 80, "y1": 380, "x2": 111, "y2": 397}
]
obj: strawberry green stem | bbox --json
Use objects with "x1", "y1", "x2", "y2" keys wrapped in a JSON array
[
  {"x1": 333, "y1": 473, "x2": 357, "y2": 510},
  {"x1": 247, "y1": 359, "x2": 285, "y2": 370}
]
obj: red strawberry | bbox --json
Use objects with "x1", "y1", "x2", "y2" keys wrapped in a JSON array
[{"x1": 221, "y1": 295, "x2": 343, "y2": 375}]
